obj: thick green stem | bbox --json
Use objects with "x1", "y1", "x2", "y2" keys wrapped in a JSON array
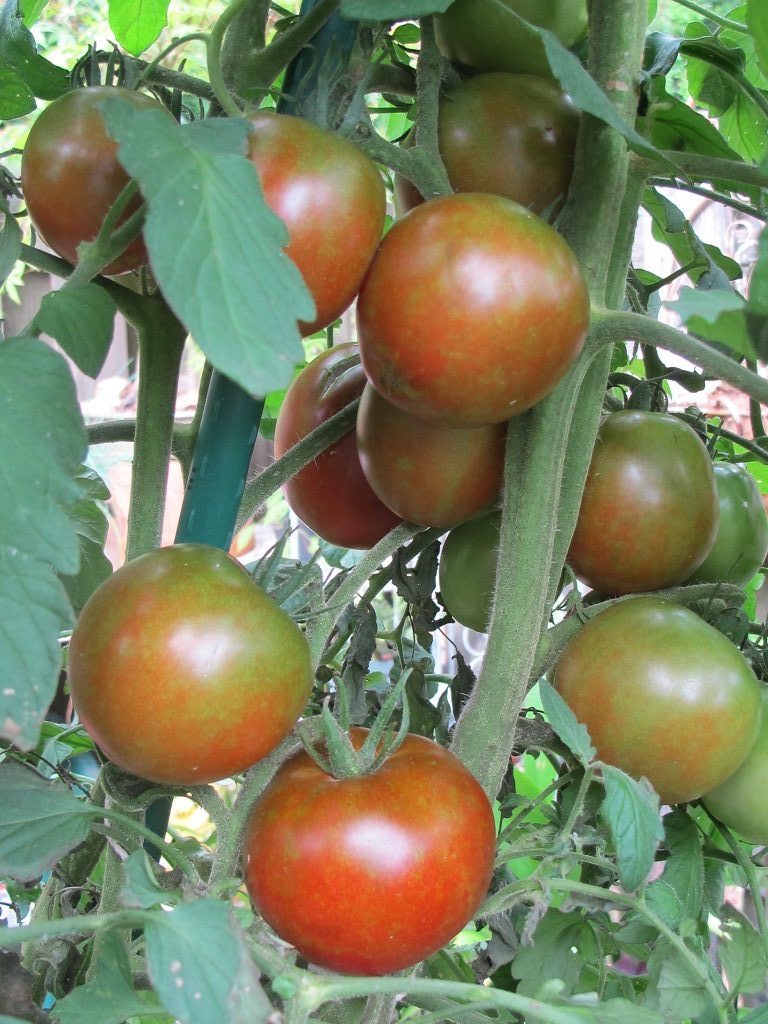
[
  {"x1": 651, "y1": 152, "x2": 768, "y2": 192},
  {"x1": 0, "y1": 911, "x2": 148, "y2": 951}
]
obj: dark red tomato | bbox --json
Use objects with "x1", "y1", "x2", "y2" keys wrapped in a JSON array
[
  {"x1": 567, "y1": 411, "x2": 719, "y2": 595},
  {"x1": 438, "y1": 510, "x2": 501, "y2": 632},
  {"x1": 702, "y1": 690, "x2": 768, "y2": 844},
  {"x1": 435, "y1": 0, "x2": 588, "y2": 78},
  {"x1": 274, "y1": 345, "x2": 402, "y2": 548},
  {"x1": 247, "y1": 111, "x2": 386, "y2": 336},
  {"x1": 357, "y1": 193, "x2": 589, "y2": 427},
  {"x1": 554, "y1": 596, "x2": 762, "y2": 805},
  {"x1": 243, "y1": 728, "x2": 496, "y2": 975},
  {"x1": 21, "y1": 86, "x2": 162, "y2": 275},
  {"x1": 356, "y1": 383, "x2": 505, "y2": 528},
  {"x1": 67, "y1": 544, "x2": 312, "y2": 785},
  {"x1": 395, "y1": 74, "x2": 578, "y2": 221},
  {"x1": 688, "y1": 462, "x2": 768, "y2": 588}
]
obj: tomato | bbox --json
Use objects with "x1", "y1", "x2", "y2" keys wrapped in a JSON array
[
  {"x1": 67, "y1": 544, "x2": 312, "y2": 785},
  {"x1": 395, "y1": 74, "x2": 578, "y2": 221},
  {"x1": 356, "y1": 383, "x2": 505, "y2": 528},
  {"x1": 687, "y1": 462, "x2": 768, "y2": 588},
  {"x1": 702, "y1": 690, "x2": 768, "y2": 844},
  {"x1": 357, "y1": 193, "x2": 589, "y2": 427},
  {"x1": 274, "y1": 345, "x2": 402, "y2": 548},
  {"x1": 21, "y1": 86, "x2": 163, "y2": 275},
  {"x1": 247, "y1": 111, "x2": 386, "y2": 336},
  {"x1": 553, "y1": 596, "x2": 762, "y2": 805},
  {"x1": 438, "y1": 510, "x2": 501, "y2": 632},
  {"x1": 243, "y1": 728, "x2": 496, "y2": 975},
  {"x1": 567, "y1": 411, "x2": 719, "y2": 595},
  {"x1": 435, "y1": 0, "x2": 588, "y2": 78}
]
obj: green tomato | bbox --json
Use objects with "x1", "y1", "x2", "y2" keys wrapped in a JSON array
[
  {"x1": 688, "y1": 462, "x2": 768, "y2": 588},
  {"x1": 702, "y1": 690, "x2": 768, "y2": 844},
  {"x1": 438, "y1": 510, "x2": 500, "y2": 632},
  {"x1": 435, "y1": 0, "x2": 588, "y2": 78}
]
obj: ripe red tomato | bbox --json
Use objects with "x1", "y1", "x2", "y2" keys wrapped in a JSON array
[
  {"x1": 21, "y1": 86, "x2": 163, "y2": 275},
  {"x1": 243, "y1": 728, "x2": 496, "y2": 975},
  {"x1": 435, "y1": 0, "x2": 588, "y2": 78},
  {"x1": 247, "y1": 111, "x2": 386, "y2": 336},
  {"x1": 567, "y1": 411, "x2": 719, "y2": 595},
  {"x1": 67, "y1": 544, "x2": 312, "y2": 785},
  {"x1": 274, "y1": 345, "x2": 402, "y2": 548},
  {"x1": 554, "y1": 597, "x2": 762, "y2": 805},
  {"x1": 438, "y1": 510, "x2": 501, "y2": 632},
  {"x1": 357, "y1": 193, "x2": 589, "y2": 427},
  {"x1": 687, "y1": 462, "x2": 768, "y2": 588},
  {"x1": 702, "y1": 690, "x2": 768, "y2": 844},
  {"x1": 395, "y1": 74, "x2": 578, "y2": 221},
  {"x1": 356, "y1": 383, "x2": 505, "y2": 528}
]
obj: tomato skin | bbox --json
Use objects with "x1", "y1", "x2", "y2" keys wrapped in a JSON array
[
  {"x1": 357, "y1": 193, "x2": 590, "y2": 427},
  {"x1": 438, "y1": 510, "x2": 501, "y2": 632},
  {"x1": 554, "y1": 597, "x2": 762, "y2": 805},
  {"x1": 435, "y1": 0, "x2": 588, "y2": 78},
  {"x1": 243, "y1": 729, "x2": 497, "y2": 975},
  {"x1": 21, "y1": 86, "x2": 162, "y2": 275},
  {"x1": 395, "y1": 74, "x2": 578, "y2": 221},
  {"x1": 247, "y1": 111, "x2": 386, "y2": 336},
  {"x1": 702, "y1": 691, "x2": 768, "y2": 844},
  {"x1": 274, "y1": 345, "x2": 403, "y2": 548},
  {"x1": 68, "y1": 545, "x2": 312, "y2": 785},
  {"x1": 567, "y1": 411, "x2": 719, "y2": 595},
  {"x1": 687, "y1": 463, "x2": 768, "y2": 588},
  {"x1": 356, "y1": 384, "x2": 505, "y2": 528}
]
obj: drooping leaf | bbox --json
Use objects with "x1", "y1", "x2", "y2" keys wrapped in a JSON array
[
  {"x1": 749, "y1": 0, "x2": 768, "y2": 78},
  {"x1": 0, "y1": 209, "x2": 21, "y2": 286},
  {"x1": 108, "y1": 0, "x2": 170, "y2": 56},
  {"x1": 30, "y1": 283, "x2": 117, "y2": 378},
  {"x1": 719, "y1": 907, "x2": 768, "y2": 996},
  {"x1": 666, "y1": 286, "x2": 755, "y2": 359},
  {"x1": 643, "y1": 78, "x2": 742, "y2": 161},
  {"x1": 509, "y1": 909, "x2": 598, "y2": 997},
  {"x1": 0, "y1": 62, "x2": 33, "y2": 118},
  {"x1": 643, "y1": 941, "x2": 712, "y2": 1021},
  {"x1": 644, "y1": 188, "x2": 735, "y2": 291},
  {"x1": 121, "y1": 849, "x2": 178, "y2": 910},
  {"x1": 101, "y1": 102, "x2": 314, "y2": 399},
  {"x1": 61, "y1": 465, "x2": 113, "y2": 613},
  {"x1": 340, "y1": 0, "x2": 452, "y2": 17},
  {"x1": 0, "y1": 761, "x2": 92, "y2": 881},
  {"x1": 539, "y1": 680, "x2": 595, "y2": 765},
  {"x1": 0, "y1": 338, "x2": 85, "y2": 750},
  {"x1": 0, "y1": 0, "x2": 68, "y2": 104},
  {"x1": 601, "y1": 766, "x2": 664, "y2": 892}
]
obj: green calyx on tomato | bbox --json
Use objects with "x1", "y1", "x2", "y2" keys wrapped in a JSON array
[
  {"x1": 687, "y1": 462, "x2": 768, "y2": 589},
  {"x1": 357, "y1": 193, "x2": 590, "y2": 428},
  {"x1": 395, "y1": 73, "x2": 578, "y2": 221},
  {"x1": 554, "y1": 596, "x2": 762, "y2": 805},
  {"x1": 438, "y1": 509, "x2": 501, "y2": 632},
  {"x1": 567, "y1": 410, "x2": 719, "y2": 595},
  {"x1": 243, "y1": 727, "x2": 496, "y2": 975},
  {"x1": 247, "y1": 110, "x2": 385, "y2": 336},
  {"x1": 67, "y1": 544, "x2": 312, "y2": 785}
]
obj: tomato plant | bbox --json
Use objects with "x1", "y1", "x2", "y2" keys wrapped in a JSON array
[
  {"x1": 21, "y1": 86, "x2": 163, "y2": 275},
  {"x1": 357, "y1": 193, "x2": 590, "y2": 427},
  {"x1": 356, "y1": 383, "x2": 505, "y2": 528},
  {"x1": 567, "y1": 410, "x2": 719, "y2": 594},
  {"x1": 438, "y1": 510, "x2": 500, "y2": 632},
  {"x1": 274, "y1": 344, "x2": 402, "y2": 548},
  {"x1": 247, "y1": 111, "x2": 386, "y2": 335},
  {"x1": 395, "y1": 73, "x2": 578, "y2": 221},
  {"x1": 554, "y1": 596, "x2": 762, "y2": 805},
  {"x1": 243, "y1": 728, "x2": 497, "y2": 975},
  {"x1": 687, "y1": 462, "x2": 768, "y2": 588},
  {"x1": 702, "y1": 690, "x2": 768, "y2": 844},
  {"x1": 434, "y1": 0, "x2": 589, "y2": 78},
  {"x1": 67, "y1": 544, "x2": 312, "y2": 785}
]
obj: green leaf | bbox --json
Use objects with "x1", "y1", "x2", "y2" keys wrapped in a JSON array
[
  {"x1": 61, "y1": 465, "x2": 112, "y2": 614},
  {"x1": 509, "y1": 909, "x2": 598, "y2": 997},
  {"x1": 102, "y1": 102, "x2": 314, "y2": 399},
  {"x1": 1, "y1": 1017, "x2": 45, "y2": 1024},
  {"x1": 643, "y1": 941, "x2": 712, "y2": 1021},
  {"x1": 340, "y1": 0, "x2": 451, "y2": 17},
  {"x1": 666, "y1": 286, "x2": 756, "y2": 359},
  {"x1": 644, "y1": 78, "x2": 742, "y2": 161},
  {"x1": 121, "y1": 849, "x2": 177, "y2": 910},
  {"x1": 30, "y1": 284, "x2": 117, "y2": 378},
  {"x1": 742, "y1": 1006, "x2": 768, "y2": 1024},
  {"x1": 0, "y1": 209, "x2": 21, "y2": 286},
  {"x1": 719, "y1": 907, "x2": 768, "y2": 996},
  {"x1": 0, "y1": 761, "x2": 92, "y2": 880},
  {"x1": 749, "y1": 0, "x2": 768, "y2": 78},
  {"x1": 601, "y1": 766, "x2": 663, "y2": 891},
  {"x1": 19, "y1": 0, "x2": 48, "y2": 23},
  {"x1": 0, "y1": 0, "x2": 68, "y2": 102},
  {"x1": 0, "y1": 338, "x2": 85, "y2": 750},
  {"x1": 719, "y1": 90, "x2": 768, "y2": 164},
  {"x1": 145, "y1": 901, "x2": 272, "y2": 1024},
  {"x1": 0, "y1": 62, "x2": 33, "y2": 118},
  {"x1": 54, "y1": 931, "x2": 160, "y2": 1024},
  {"x1": 108, "y1": 0, "x2": 169, "y2": 56},
  {"x1": 644, "y1": 188, "x2": 736, "y2": 291},
  {"x1": 649, "y1": 810, "x2": 704, "y2": 926},
  {"x1": 539, "y1": 680, "x2": 595, "y2": 764}
]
